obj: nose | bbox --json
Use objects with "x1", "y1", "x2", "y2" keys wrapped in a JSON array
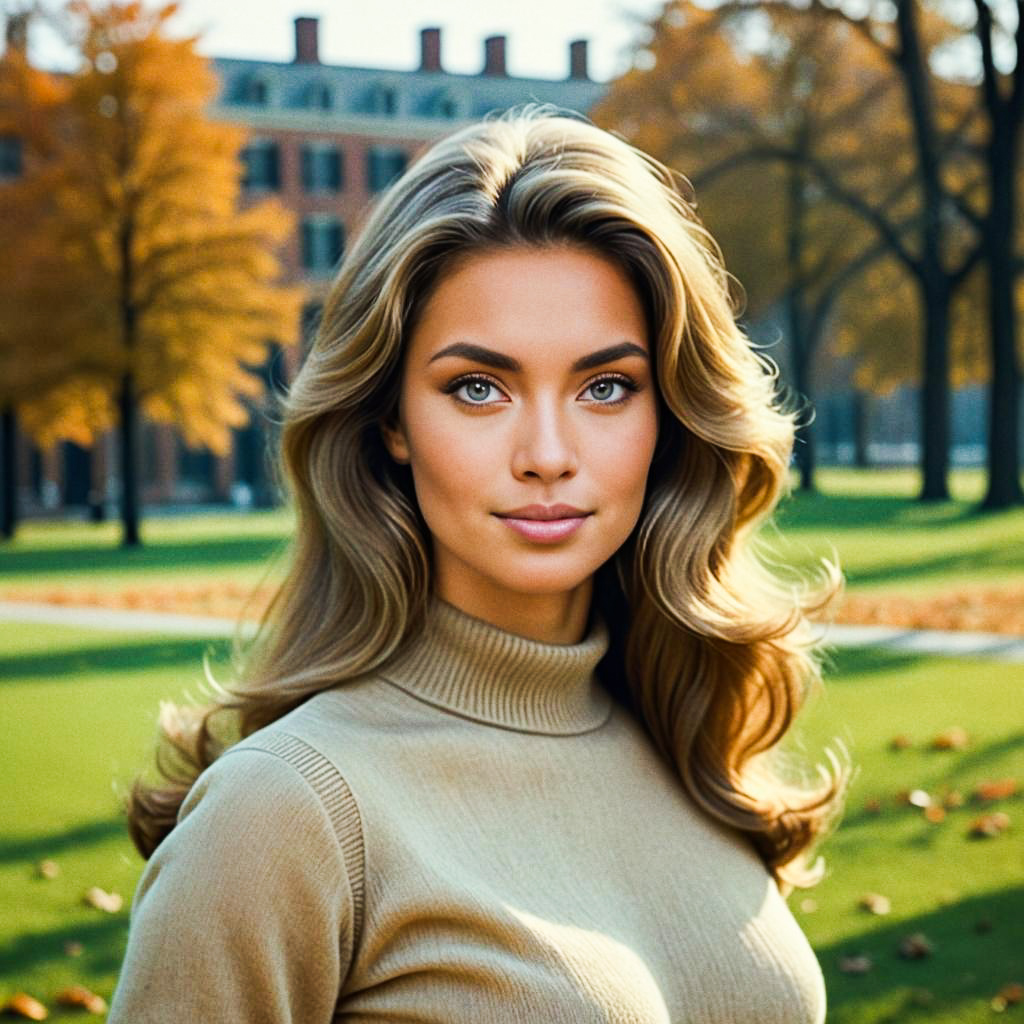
[{"x1": 510, "y1": 397, "x2": 578, "y2": 482}]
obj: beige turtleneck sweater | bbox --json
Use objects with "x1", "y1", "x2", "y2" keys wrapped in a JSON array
[{"x1": 108, "y1": 597, "x2": 826, "y2": 1023}]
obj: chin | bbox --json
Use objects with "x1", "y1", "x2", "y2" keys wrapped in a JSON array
[{"x1": 488, "y1": 564, "x2": 598, "y2": 597}]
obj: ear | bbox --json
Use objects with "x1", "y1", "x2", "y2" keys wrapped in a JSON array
[{"x1": 380, "y1": 416, "x2": 410, "y2": 464}]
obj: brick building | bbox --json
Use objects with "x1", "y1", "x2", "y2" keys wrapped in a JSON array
[{"x1": 16, "y1": 16, "x2": 607, "y2": 515}]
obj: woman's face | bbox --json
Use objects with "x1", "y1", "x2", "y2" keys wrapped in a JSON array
[{"x1": 381, "y1": 245, "x2": 659, "y2": 641}]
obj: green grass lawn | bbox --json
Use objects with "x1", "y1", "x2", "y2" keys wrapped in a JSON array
[
  {"x1": 773, "y1": 468, "x2": 1024, "y2": 597},
  {"x1": 1, "y1": 468, "x2": 1021, "y2": 602},
  {"x1": 2, "y1": 470, "x2": 1022, "y2": 1019},
  {"x1": 1, "y1": 621, "x2": 1021, "y2": 1022},
  {"x1": 0, "y1": 509, "x2": 294, "y2": 594}
]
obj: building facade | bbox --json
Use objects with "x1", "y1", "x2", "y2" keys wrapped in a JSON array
[{"x1": 16, "y1": 17, "x2": 607, "y2": 515}]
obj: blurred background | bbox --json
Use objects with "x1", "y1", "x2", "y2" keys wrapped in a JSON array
[{"x1": 0, "y1": 1, "x2": 1022, "y2": 1021}]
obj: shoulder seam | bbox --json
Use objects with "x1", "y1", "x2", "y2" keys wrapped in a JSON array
[{"x1": 220, "y1": 733, "x2": 366, "y2": 950}]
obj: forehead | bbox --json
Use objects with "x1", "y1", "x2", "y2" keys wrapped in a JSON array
[{"x1": 406, "y1": 246, "x2": 649, "y2": 367}]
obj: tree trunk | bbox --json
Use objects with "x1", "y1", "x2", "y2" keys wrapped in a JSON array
[
  {"x1": 978, "y1": 4, "x2": 1023, "y2": 509},
  {"x1": 981, "y1": 164, "x2": 1023, "y2": 508},
  {"x1": 119, "y1": 370, "x2": 140, "y2": 547},
  {"x1": 1, "y1": 404, "x2": 17, "y2": 540},
  {"x1": 897, "y1": 1, "x2": 952, "y2": 502},
  {"x1": 787, "y1": 122, "x2": 815, "y2": 492},
  {"x1": 919, "y1": 278, "x2": 951, "y2": 500},
  {"x1": 853, "y1": 390, "x2": 870, "y2": 467}
]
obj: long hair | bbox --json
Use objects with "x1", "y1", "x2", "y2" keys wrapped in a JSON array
[{"x1": 125, "y1": 105, "x2": 851, "y2": 892}]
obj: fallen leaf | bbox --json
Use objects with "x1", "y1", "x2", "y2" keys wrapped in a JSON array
[
  {"x1": 899, "y1": 932, "x2": 934, "y2": 959},
  {"x1": 860, "y1": 892, "x2": 892, "y2": 915},
  {"x1": 35, "y1": 860, "x2": 59, "y2": 880},
  {"x1": 943, "y1": 789, "x2": 965, "y2": 808},
  {"x1": 82, "y1": 886, "x2": 122, "y2": 913},
  {"x1": 838, "y1": 954, "x2": 873, "y2": 974},
  {"x1": 1, "y1": 993, "x2": 48, "y2": 1020},
  {"x1": 889, "y1": 735, "x2": 912, "y2": 751},
  {"x1": 995, "y1": 983, "x2": 1024, "y2": 1006},
  {"x1": 55, "y1": 987, "x2": 106, "y2": 1015},
  {"x1": 974, "y1": 778, "x2": 1018, "y2": 803},
  {"x1": 863, "y1": 798, "x2": 883, "y2": 814},
  {"x1": 63, "y1": 940, "x2": 84, "y2": 957},
  {"x1": 932, "y1": 726, "x2": 969, "y2": 750},
  {"x1": 924, "y1": 805, "x2": 946, "y2": 824},
  {"x1": 970, "y1": 811, "x2": 1010, "y2": 838}
]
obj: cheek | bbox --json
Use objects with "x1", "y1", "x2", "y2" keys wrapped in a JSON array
[
  {"x1": 402, "y1": 406, "x2": 490, "y2": 510},
  {"x1": 593, "y1": 407, "x2": 660, "y2": 502}
]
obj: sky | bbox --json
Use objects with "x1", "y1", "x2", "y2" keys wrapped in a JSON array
[{"x1": 22, "y1": 0, "x2": 667, "y2": 82}]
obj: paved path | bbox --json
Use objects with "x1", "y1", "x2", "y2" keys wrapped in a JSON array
[{"x1": 2, "y1": 600, "x2": 1024, "y2": 663}]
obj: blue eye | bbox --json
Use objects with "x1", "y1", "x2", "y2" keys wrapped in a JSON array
[
  {"x1": 455, "y1": 378, "x2": 501, "y2": 404},
  {"x1": 582, "y1": 375, "x2": 640, "y2": 405},
  {"x1": 441, "y1": 375, "x2": 507, "y2": 406},
  {"x1": 586, "y1": 379, "x2": 623, "y2": 402}
]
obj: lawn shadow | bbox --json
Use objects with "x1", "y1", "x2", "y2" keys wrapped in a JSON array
[
  {"x1": 847, "y1": 543, "x2": 1024, "y2": 589},
  {"x1": 0, "y1": 535, "x2": 286, "y2": 580},
  {"x1": 821, "y1": 646, "x2": 931, "y2": 679},
  {"x1": 0, "y1": 817, "x2": 127, "y2": 865},
  {"x1": 0, "y1": 636, "x2": 235, "y2": 685},
  {"x1": 816, "y1": 884, "x2": 1024, "y2": 1022},
  {"x1": 0, "y1": 913, "x2": 129, "y2": 979}
]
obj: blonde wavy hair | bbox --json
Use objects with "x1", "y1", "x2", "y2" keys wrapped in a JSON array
[{"x1": 126, "y1": 105, "x2": 851, "y2": 893}]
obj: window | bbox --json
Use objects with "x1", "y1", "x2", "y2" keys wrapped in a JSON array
[
  {"x1": 306, "y1": 82, "x2": 333, "y2": 110},
  {"x1": 366, "y1": 147, "x2": 407, "y2": 193},
  {"x1": 241, "y1": 75, "x2": 269, "y2": 105},
  {"x1": 371, "y1": 83, "x2": 398, "y2": 115},
  {"x1": 241, "y1": 140, "x2": 280, "y2": 190},
  {"x1": 301, "y1": 143, "x2": 343, "y2": 192},
  {"x1": 301, "y1": 217, "x2": 344, "y2": 275},
  {"x1": 0, "y1": 135, "x2": 23, "y2": 180}
]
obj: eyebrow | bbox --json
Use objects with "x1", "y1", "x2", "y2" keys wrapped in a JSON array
[{"x1": 427, "y1": 341, "x2": 650, "y2": 373}]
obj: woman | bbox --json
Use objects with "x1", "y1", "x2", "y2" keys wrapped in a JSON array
[{"x1": 109, "y1": 106, "x2": 850, "y2": 1023}]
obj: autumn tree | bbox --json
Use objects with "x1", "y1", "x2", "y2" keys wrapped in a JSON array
[
  {"x1": 0, "y1": 9, "x2": 72, "y2": 537},
  {"x1": 598, "y1": 0, "x2": 988, "y2": 501},
  {"x1": 0, "y1": 0, "x2": 302, "y2": 544},
  {"x1": 742, "y1": 0, "x2": 1020, "y2": 506},
  {"x1": 595, "y1": 3, "x2": 916, "y2": 490}
]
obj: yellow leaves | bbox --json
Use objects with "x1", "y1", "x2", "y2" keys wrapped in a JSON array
[
  {"x1": 82, "y1": 885, "x2": 123, "y2": 913},
  {"x1": 55, "y1": 986, "x2": 107, "y2": 1014},
  {"x1": 1, "y1": 992, "x2": 48, "y2": 1020},
  {"x1": 932, "y1": 726, "x2": 970, "y2": 751},
  {"x1": 1, "y1": 0, "x2": 300, "y2": 456},
  {"x1": 969, "y1": 811, "x2": 1011, "y2": 838},
  {"x1": 859, "y1": 891, "x2": 891, "y2": 915},
  {"x1": 35, "y1": 860, "x2": 59, "y2": 880}
]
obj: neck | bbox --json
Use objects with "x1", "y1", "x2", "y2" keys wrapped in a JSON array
[{"x1": 433, "y1": 577, "x2": 594, "y2": 645}]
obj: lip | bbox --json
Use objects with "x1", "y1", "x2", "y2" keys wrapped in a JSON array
[
  {"x1": 494, "y1": 506, "x2": 591, "y2": 544},
  {"x1": 496, "y1": 504, "x2": 589, "y2": 521}
]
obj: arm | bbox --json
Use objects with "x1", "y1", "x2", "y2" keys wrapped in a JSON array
[{"x1": 107, "y1": 745, "x2": 358, "y2": 1023}]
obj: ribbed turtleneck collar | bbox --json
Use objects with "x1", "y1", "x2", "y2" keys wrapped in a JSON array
[{"x1": 379, "y1": 596, "x2": 612, "y2": 735}]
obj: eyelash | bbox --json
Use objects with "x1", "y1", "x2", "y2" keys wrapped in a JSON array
[{"x1": 442, "y1": 372, "x2": 641, "y2": 408}]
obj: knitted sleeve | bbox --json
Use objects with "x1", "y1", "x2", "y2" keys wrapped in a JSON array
[{"x1": 107, "y1": 735, "x2": 364, "y2": 1023}]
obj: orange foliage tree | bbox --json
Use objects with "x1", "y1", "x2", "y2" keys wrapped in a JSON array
[
  {"x1": 0, "y1": 1, "x2": 302, "y2": 544},
  {"x1": 596, "y1": 0, "x2": 986, "y2": 499}
]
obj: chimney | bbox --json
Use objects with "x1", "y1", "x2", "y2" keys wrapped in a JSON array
[
  {"x1": 294, "y1": 16, "x2": 320, "y2": 64},
  {"x1": 420, "y1": 27, "x2": 442, "y2": 72},
  {"x1": 5, "y1": 11, "x2": 29, "y2": 53},
  {"x1": 569, "y1": 39, "x2": 589, "y2": 81},
  {"x1": 483, "y1": 35, "x2": 507, "y2": 77}
]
